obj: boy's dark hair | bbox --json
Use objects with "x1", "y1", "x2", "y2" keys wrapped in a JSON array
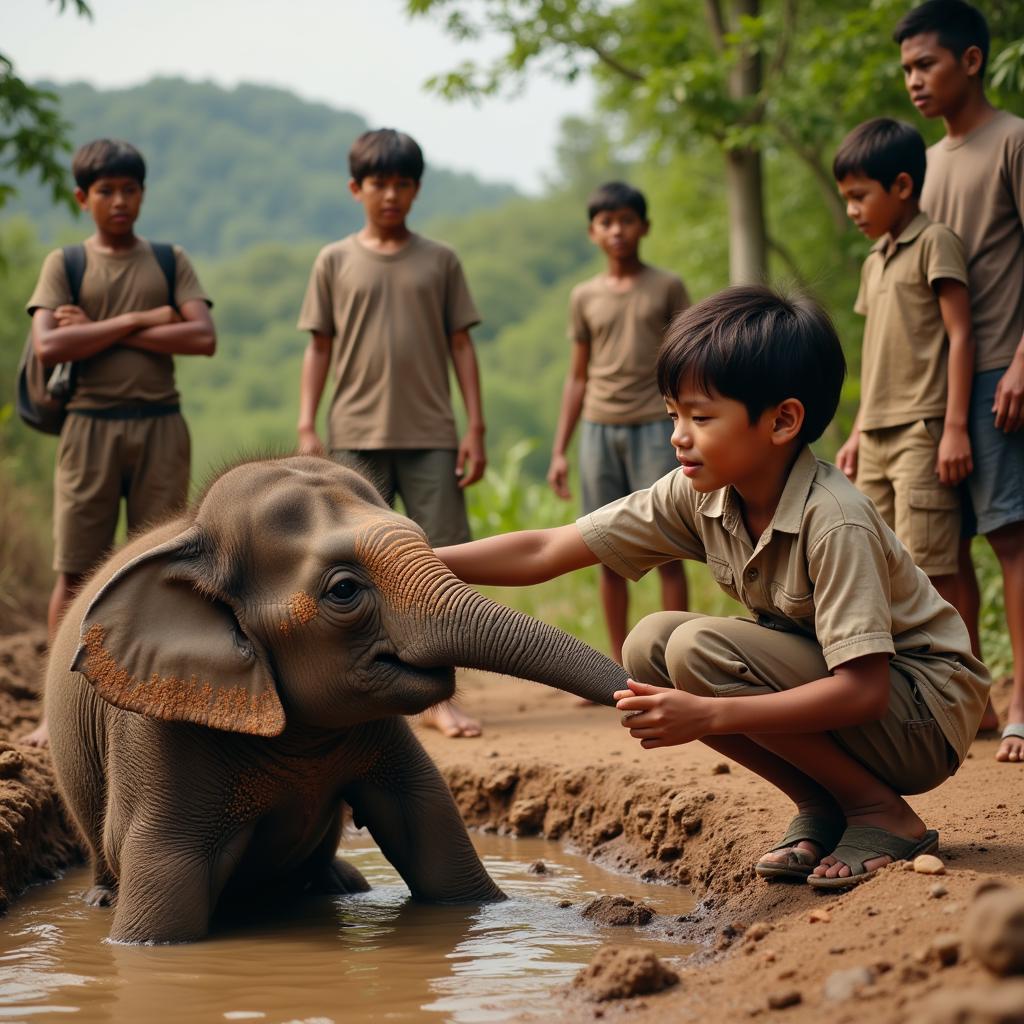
[
  {"x1": 587, "y1": 181, "x2": 647, "y2": 222},
  {"x1": 657, "y1": 285, "x2": 846, "y2": 444},
  {"x1": 832, "y1": 118, "x2": 927, "y2": 197},
  {"x1": 72, "y1": 139, "x2": 146, "y2": 191},
  {"x1": 894, "y1": 0, "x2": 990, "y2": 76},
  {"x1": 348, "y1": 129, "x2": 425, "y2": 183}
]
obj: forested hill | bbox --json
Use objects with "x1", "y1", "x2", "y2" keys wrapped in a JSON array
[{"x1": 7, "y1": 78, "x2": 518, "y2": 257}]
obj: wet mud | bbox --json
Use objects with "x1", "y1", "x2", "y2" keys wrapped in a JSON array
[{"x1": 3, "y1": 630, "x2": 1024, "y2": 1022}]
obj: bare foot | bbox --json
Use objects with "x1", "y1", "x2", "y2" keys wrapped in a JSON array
[
  {"x1": 979, "y1": 698, "x2": 1000, "y2": 733},
  {"x1": 20, "y1": 721, "x2": 49, "y2": 748},
  {"x1": 997, "y1": 733, "x2": 1024, "y2": 762},
  {"x1": 419, "y1": 702, "x2": 482, "y2": 738},
  {"x1": 812, "y1": 798, "x2": 926, "y2": 879}
]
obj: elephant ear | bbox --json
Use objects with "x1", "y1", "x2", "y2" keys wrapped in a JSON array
[{"x1": 71, "y1": 529, "x2": 286, "y2": 737}]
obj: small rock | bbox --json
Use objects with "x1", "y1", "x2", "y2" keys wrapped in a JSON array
[
  {"x1": 809, "y1": 908, "x2": 832, "y2": 924},
  {"x1": 965, "y1": 888, "x2": 1024, "y2": 976},
  {"x1": 528, "y1": 860, "x2": 548, "y2": 875},
  {"x1": 746, "y1": 922, "x2": 772, "y2": 942},
  {"x1": 713, "y1": 762, "x2": 731, "y2": 774},
  {"x1": 929, "y1": 933, "x2": 961, "y2": 968},
  {"x1": 930, "y1": 883, "x2": 948, "y2": 899},
  {"x1": 823, "y1": 966, "x2": 875, "y2": 1002},
  {"x1": 913, "y1": 854, "x2": 946, "y2": 875},
  {"x1": 900, "y1": 860, "x2": 916, "y2": 872},
  {"x1": 767, "y1": 990, "x2": 801, "y2": 1010},
  {"x1": 572, "y1": 945, "x2": 678, "y2": 1002}
]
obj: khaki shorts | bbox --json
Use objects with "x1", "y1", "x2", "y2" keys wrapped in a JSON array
[
  {"x1": 54, "y1": 412, "x2": 190, "y2": 574},
  {"x1": 331, "y1": 448, "x2": 471, "y2": 547},
  {"x1": 857, "y1": 419, "x2": 960, "y2": 577},
  {"x1": 623, "y1": 612, "x2": 958, "y2": 795}
]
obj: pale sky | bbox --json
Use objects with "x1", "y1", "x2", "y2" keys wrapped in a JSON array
[{"x1": 4, "y1": 0, "x2": 596, "y2": 193}]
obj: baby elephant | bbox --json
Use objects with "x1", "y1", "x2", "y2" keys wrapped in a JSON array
[{"x1": 46, "y1": 455, "x2": 627, "y2": 943}]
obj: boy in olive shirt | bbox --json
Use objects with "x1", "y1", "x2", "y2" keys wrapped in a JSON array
[
  {"x1": 297, "y1": 128, "x2": 486, "y2": 738},
  {"x1": 896, "y1": 0, "x2": 1024, "y2": 763},
  {"x1": 23, "y1": 139, "x2": 216, "y2": 748},
  {"x1": 548, "y1": 182, "x2": 689, "y2": 664},
  {"x1": 833, "y1": 119, "x2": 973, "y2": 608},
  {"x1": 439, "y1": 287, "x2": 989, "y2": 888}
]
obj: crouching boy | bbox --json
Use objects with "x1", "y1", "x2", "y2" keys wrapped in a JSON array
[{"x1": 437, "y1": 286, "x2": 989, "y2": 888}]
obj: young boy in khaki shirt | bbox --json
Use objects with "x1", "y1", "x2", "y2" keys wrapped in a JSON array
[
  {"x1": 548, "y1": 182, "x2": 689, "y2": 664},
  {"x1": 438, "y1": 286, "x2": 989, "y2": 888},
  {"x1": 296, "y1": 128, "x2": 486, "y2": 738},
  {"x1": 832, "y1": 119, "x2": 973, "y2": 607},
  {"x1": 24, "y1": 138, "x2": 216, "y2": 748}
]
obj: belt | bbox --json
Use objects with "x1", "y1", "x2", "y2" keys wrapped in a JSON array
[{"x1": 70, "y1": 403, "x2": 181, "y2": 421}]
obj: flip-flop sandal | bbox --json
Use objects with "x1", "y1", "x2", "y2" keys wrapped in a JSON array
[
  {"x1": 755, "y1": 813, "x2": 846, "y2": 881},
  {"x1": 806, "y1": 825, "x2": 939, "y2": 890}
]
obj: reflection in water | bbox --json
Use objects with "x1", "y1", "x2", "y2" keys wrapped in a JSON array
[{"x1": 0, "y1": 833, "x2": 693, "y2": 1024}]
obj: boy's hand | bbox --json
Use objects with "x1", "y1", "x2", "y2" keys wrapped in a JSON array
[
  {"x1": 936, "y1": 425, "x2": 973, "y2": 485},
  {"x1": 54, "y1": 305, "x2": 91, "y2": 327},
  {"x1": 297, "y1": 426, "x2": 324, "y2": 456},
  {"x1": 614, "y1": 679, "x2": 715, "y2": 748},
  {"x1": 456, "y1": 429, "x2": 486, "y2": 488},
  {"x1": 993, "y1": 357, "x2": 1024, "y2": 433},
  {"x1": 836, "y1": 434, "x2": 859, "y2": 481},
  {"x1": 547, "y1": 454, "x2": 571, "y2": 500}
]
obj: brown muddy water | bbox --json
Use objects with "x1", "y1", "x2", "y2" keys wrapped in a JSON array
[{"x1": 0, "y1": 833, "x2": 694, "y2": 1024}]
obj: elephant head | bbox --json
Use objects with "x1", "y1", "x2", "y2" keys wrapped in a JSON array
[{"x1": 71, "y1": 455, "x2": 627, "y2": 736}]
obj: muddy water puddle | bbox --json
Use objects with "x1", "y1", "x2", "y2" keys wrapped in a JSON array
[{"x1": 0, "y1": 833, "x2": 694, "y2": 1023}]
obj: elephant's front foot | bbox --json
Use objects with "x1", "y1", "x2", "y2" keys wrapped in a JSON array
[
  {"x1": 316, "y1": 856, "x2": 371, "y2": 895},
  {"x1": 84, "y1": 884, "x2": 116, "y2": 907}
]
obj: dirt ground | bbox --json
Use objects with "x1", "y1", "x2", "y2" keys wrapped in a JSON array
[{"x1": 2, "y1": 630, "x2": 1022, "y2": 1022}]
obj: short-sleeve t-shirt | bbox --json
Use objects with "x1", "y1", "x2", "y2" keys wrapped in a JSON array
[
  {"x1": 921, "y1": 110, "x2": 1024, "y2": 374},
  {"x1": 568, "y1": 266, "x2": 689, "y2": 425},
  {"x1": 577, "y1": 446, "x2": 989, "y2": 762},
  {"x1": 853, "y1": 213, "x2": 967, "y2": 430},
  {"x1": 25, "y1": 238, "x2": 209, "y2": 410},
  {"x1": 297, "y1": 233, "x2": 480, "y2": 451}
]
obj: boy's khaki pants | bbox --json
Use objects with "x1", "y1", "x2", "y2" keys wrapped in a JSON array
[{"x1": 623, "y1": 612, "x2": 956, "y2": 795}]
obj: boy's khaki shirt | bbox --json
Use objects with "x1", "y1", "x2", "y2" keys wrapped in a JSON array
[
  {"x1": 577, "y1": 446, "x2": 989, "y2": 762},
  {"x1": 569, "y1": 266, "x2": 689, "y2": 425},
  {"x1": 26, "y1": 238, "x2": 209, "y2": 410},
  {"x1": 854, "y1": 212, "x2": 967, "y2": 431},
  {"x1": 297, "y1": 234, "x2": 479, "y2": 451},
  {"x1": 921, "y1": 110, "x2": 1024, "y2": 374}
]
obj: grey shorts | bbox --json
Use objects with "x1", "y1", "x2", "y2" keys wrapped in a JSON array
[
  {"x1": 579, "y1": 419, "x2": 677, "y2": 515},
  {"x1": 331, "y1": 448, "x2": 470, "y2": 547},
  {"x1": 963, "y1": 368, "x2": 1024, "y2": 537}
]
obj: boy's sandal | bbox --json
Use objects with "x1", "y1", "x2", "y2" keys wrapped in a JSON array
[
  {"x1": 1001, "y1": 723, "x2": 1024, "y2": 742},
  {"x1": 754, "y1": 813, "x2": 846, "y2": 881},
  {"x1": 806, "y1": 826, "x2": 939, "y2": 890}
]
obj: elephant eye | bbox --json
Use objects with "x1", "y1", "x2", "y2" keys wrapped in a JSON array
[{"x1": 327, "y1": 578, "x2": 360, "y2": 604}]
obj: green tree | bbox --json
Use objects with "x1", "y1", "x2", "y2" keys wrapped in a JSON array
[{"x1": 0, "y1": 0, "x2": 91, "y2": 215}]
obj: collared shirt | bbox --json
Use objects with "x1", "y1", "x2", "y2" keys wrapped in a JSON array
[
  {"x1": 577, "y1": 446, "x2": 989, "y2": 761},
  {"x1": 854, "y1": 211, "x2": 967, "y2": 431}
]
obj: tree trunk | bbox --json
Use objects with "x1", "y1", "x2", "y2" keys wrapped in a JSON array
[{"x1": 724, "y1": 0, "x2": 768, "y2": 284}]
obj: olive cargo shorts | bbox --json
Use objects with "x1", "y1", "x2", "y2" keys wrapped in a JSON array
[
  {"x1": 54, "y1": 412, "x2": 190, "y2": 574},
  {"x1": 624, "y1": 612, "x2": 958, "y2": 795}
]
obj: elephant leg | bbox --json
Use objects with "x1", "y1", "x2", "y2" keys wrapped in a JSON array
[
  {"x1": 297, "y1": 811, "x2": 370, "y2": 896},
  {"x1": 344, "y1": 720, "x2": 503, "y2": 904}
]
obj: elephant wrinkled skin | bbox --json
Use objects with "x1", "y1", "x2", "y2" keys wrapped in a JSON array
[{"x1": 45, "y1": 456, "x2": 628, "y2": 943}]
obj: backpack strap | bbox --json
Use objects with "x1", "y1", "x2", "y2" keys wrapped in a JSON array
[
  {"x1": 61, "y1": 244, "x2": 87, "y2": 306},
  {"x1": 149, "y1": 242, "x2": 177, "y2": 309}
]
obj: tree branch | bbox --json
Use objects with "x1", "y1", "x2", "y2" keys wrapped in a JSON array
[
  {"x1": 775, "y1": 120, "x2": 848, "y2": 232},
  {"x1": 588, "y1": 43, "x2": 646, "y2": 83}
]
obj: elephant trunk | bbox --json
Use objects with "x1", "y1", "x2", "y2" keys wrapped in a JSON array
[{"x1": 407, "y1": 573, "x2": 629, "y2": 707}]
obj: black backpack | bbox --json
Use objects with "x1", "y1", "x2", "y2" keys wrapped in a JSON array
[{"x1": 16, "y1": 242, "x2": 176, "y2": 435}]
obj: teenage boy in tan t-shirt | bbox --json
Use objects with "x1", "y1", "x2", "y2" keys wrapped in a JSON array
[
  {"x1": 23, "y1": 138, "x2": 216, "y2": 748},
  {"x1": 897, "y1": 0, "x2": 1024, "y2": 762},
  {"x1": 548, "y1": 182, "x2": 689, "y2": 665},
  {"x1": 833, "y1": 118, "x2": 972, "y2": 607},
  {"x1": 438, "y1": 286, "x2": 989, "y2": 888},
  {"x1": 297, "y1": 128, "x2": 486, "y2": 738}
]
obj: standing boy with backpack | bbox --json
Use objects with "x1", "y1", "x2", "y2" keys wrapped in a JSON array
[{"x1": 22, "y1": 138, "x2": 216, "y2": 747}]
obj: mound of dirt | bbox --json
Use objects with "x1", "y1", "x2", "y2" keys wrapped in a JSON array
[
  {"x1": 572, "y1": 945, "x2": 679, "y2": 1001},
  {"x1": 581, "y1": 895, "x2": 656, "y2": 926}
]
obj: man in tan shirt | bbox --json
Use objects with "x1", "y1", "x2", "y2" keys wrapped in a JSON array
[
  {"x1": 297, "y1": 128, "x2": 486, "y2": 738},
  {"x1": 897, "y1": 0, "x2": 1024, "y2": 762},
  {"x1": 438, "y1": 287, "x2": 989, "y2": 889},
  {"x1": 24, "y1": 138, "x2": 216, "y2": 748},
  {"x1": 548, "y1": 182, "x2": 690, "y2": 665}
]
